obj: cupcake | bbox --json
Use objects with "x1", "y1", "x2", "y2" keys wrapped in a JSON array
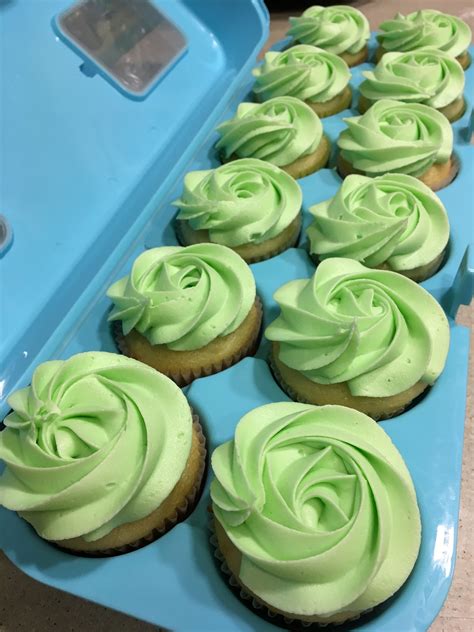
[
  {"x1": 107, "y1": 243, "x2": 262, "y2": 386},
  {"x1": 359, "y1": 49, "x2": 466, "y2": 123},
  {"x1": 0, "y1": 353, "x2": 206, "y2": 555},
  {"x1": 337, "y1": 100, "x2": 457, "y2": 191},
  {"x1": 286, "y1": 5, "x2": 370, "y2": 67},
  {"x1": 376, "y1": 10, "x2": 472, "y2": 70},
  {"x1": 252, "y1": 45, "x2": 352, "y2": 118},
  {"x1": 173, "y1": 159, "x2": 302, "y2": 264},
  {"x1": 307, "y1": 173, "x2": 450, "y2": 282},
  {"x1": 265, "y1": 258, "x2": 450, "y2": 419},
  {"x1": 215, "y1": 96, "x2": 330, "y2": 179},
  {"x1": 211, "y1": 402, "x2": 421, "y2": 625}
]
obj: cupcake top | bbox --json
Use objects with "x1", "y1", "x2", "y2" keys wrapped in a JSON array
[
  {"x1": 377, "y1": 10, "x2": 472, "y2": 58},
  {"x1": 287, "y1": 5, "x2": 370, "y2": 55},
  {"x1": 265, "y1": 258, "x2": 450, "y2": 397},
  {"x1": 173, "y1": 159, "x2": 302, "y2": 247},
  {"x1": 307, "y1": 173, "x2": 449, "y2": 272},
  {"x1": 338, "y1": 100, "x2": 453, "y2": 177},
  {"x1": 360, "y1": 49, "x2": 465, "y2": 109},
  {"x1": 215, "y1": 97, "x2": 323, "y2": 167},
  {"x1": 253, "y1": 45, "x2": 351, "y2": 104},
  {"x1": 107, "y1": 244, "x2": 255, "y2": 351},
  {"x1": 211, "y1": 402, "x2": 421, "y2": 617},
  {"x1": 0, "y1": 353, "x2": 193, "y2": 542}
]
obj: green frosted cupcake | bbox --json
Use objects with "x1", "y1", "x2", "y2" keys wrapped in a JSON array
[
  {"x1": 211, "y1": 402, "x2": 421, "y2": 624},
  {"x1": 174, "y1": 159, "x2": 302, "y2": 263},
  {"x1": 253, "y1": 45, "x2": 352, "y2": 118},
  {"x1": 376, "y1": 10, "x2": 472, "y2": 69},
  {"x1": 0, "y1": 353, "x2": 206, "y2": 555},
  {"x1": 359, "y1": 49, "x2": 466, "y2": 122},
  {"x1": 287, "y1": 5, "x2": 370, "y2": 67},
  {"x1": 265, "y1": 258, "x2": 450, "y2": 419},
  {"x1": 215, "y1": 96, "x2": 330, "y2": 179},
  {"x1": 307, "y1": 173, "x2": 450, "y2": 282},
  {"x1": 337, "y1": 100, "x2": 457, "y2": 191}
]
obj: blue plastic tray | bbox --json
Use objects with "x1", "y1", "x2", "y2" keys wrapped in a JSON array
[{"x1": 1, "y1": 3, "x2": 473, "y2": 630}]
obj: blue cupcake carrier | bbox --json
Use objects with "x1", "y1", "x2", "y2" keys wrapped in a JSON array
[{"x1": 0, "y1": 1, "x2": 473, "y2": 630}]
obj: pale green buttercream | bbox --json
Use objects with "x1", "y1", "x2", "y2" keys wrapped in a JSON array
[
  {"x1": 338, "y1": 100, "x2": 453, "y2": 177},
  {"x1": 377, "y1": 10, "x2": 472, "y2": 58},
  {"x1": 216, "y1": 97, "x2": 323, "y2": 167},
  {"x1": 307, "y1": 173, "x2": 449, "y2": 271},
  {"x1": 253, "y1": 45, "x2": 351, "y2": 104},
  {"x1": 265, "y1": 258, "x2": 450, "y2": 397},
  {"x1": 360, "y1": 49, "x2": 465, "y2": 108},
  {"x1": 211, "y1": 402, "x2": 421, "y2": 616},
  {"x1": 107, "y1": 244, "x2": 256, "y2": 351},
  {"x1": 287, "y1": 5, "x2": 369, "y2": 54},
  {"x1": 0, "y1": 352, "x2": 193, "y2": 542},
  {"x1": 174, "y1": 159, "x2": 301, "y2": 247}
]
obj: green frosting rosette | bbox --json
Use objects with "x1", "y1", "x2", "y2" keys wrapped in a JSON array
[
  {"x1": 377, "y1": 10, "x2": 472, "y2": 58},
  {"x1": 360, "y1": 49, "x2": 465, "y2": 109},
  {"x1": 173, "y1": 159, "x2": 301, "y2": 247},
  {"x1": 211, "y1": 402, "x2": 421, "y2": 617},
  {"x1": 307, "y1": 174, "x2": 449, "y2": 271},
  {"x1": 265, "y1": 258, "x2": 449, "y2": 397},
  {"x1": 215, "y1": 97, "x2": 323, "y2": 167},
  {"x1": 107, "y1": 244, "x2": 256, "y2": 351},
  {"x1": 287, "y1": 5, "x2": 369, "y2": 55},
  {"x1": 338, "y1": 100, "x2": 453, "y2": 177},
  {"x1": 253, "y1": 45, "x2": 351, "y2": 104},
  {"x1": 0, "y1": 353, "x2": 193, "y2": 542}
]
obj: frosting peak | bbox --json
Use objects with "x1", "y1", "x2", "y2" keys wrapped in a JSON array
[
  {"x1": 215, "y1": 97, "x2": 323, "y2": 167},
  {"x1": 0, "y1": 353, "x2": 193, "y2": 542},
  {"x1": 211, "y1": 402, "x2": 421, "y2": 616},
  {"x1": 338, "y1": 99, "x2": 453, "y2": 177},
  {"x1": 265, "y1": 258, "x2": 450, "y2": 397},
  {"x1": 173, "y1": 159, "x2": 302, "y2": 247},
  {"x1": 377, "y1": 10, "x2": 472, "y2": 58},
  {"x1": 307, "y1": 173, "x2": 450, "y2": 272},
  {"x1": 360, "y1": 49, "x2": 465, "y2": 109},
  {"x1": 253, "y1": 45, "x2": 351, "y2": 104},
  {"x1": 287, "y1": 5, "x2": 370, "y2": 54},
  {"x1": 107, "y1": 244, "x2": 256, "y2": 351}
]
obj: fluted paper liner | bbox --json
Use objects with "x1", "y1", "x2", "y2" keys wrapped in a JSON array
[
  {"x1": 55, "y1": 415, "x2": 207, "y2": 558},
  {"x1": 208, "y1": 516, "x2": 372, "y2": 629},
  {"x1": 175, "y1": 217, "x2": 301, "y2": 264},
  {"x1": 113, "y1": 297, "x2": 263, "y2": 387},
  {"x1": 267, "y1": 352, "x2": 425, "y2": 421}
]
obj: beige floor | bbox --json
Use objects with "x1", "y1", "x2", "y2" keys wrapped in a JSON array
[{"x1": 0, "y1": 2, "x2": 473, "y2": 630}]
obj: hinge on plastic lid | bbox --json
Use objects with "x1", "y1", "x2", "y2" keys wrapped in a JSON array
[
  {"x1": 0, "y1": 215, "x2": 13, "y2": 257},
  {"x1": 442, "y1": 245, "x2": 474, "y2": 319}
]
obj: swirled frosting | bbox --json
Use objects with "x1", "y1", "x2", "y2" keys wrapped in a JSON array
[
  {"x1": 107, "y1": 244, "x2": 255, "y2": 351},
  {"x1": 265, "y1": 258, "x2": 449, "y2": 397},
  {"x1": 287, "y1": 5, "x2": 370, "y2": 55},
  {"x1": 211, "y1": 402, "x2": 421, "y2": 617},
  {"x1": 173, "y1": 159, "x2": 302, "y2": 247},
  {"x1": 338, "y1": 100, "x2": 453, "y2": 177},
  {"x1": 360, "y1": 49, "x2": 465, "y2": 108},
  {"x1": 377, "y1": 10, "x2": 472, "y2": 58},
  {"x1": 0, "y1": 352, "x2": 193, "y2": 542},
  {"x1": 307, "y1": 174, "x2": 449, "y2": 271},
  {"x1": 253, "y1": 45, "x2": 351, "y2": 104},
  {"x1": 215, "y1": 97, "x2": 323, "y2": 167}
]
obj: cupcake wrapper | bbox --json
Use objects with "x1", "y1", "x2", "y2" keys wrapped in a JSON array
[
  {"x1": 112, "y1": 297, "x2": 263, "y2": 387},
  {"x1": 56, "y1": 415, "x2": 207, "y2": 558},
  {"x1": 208, "y1": 517, "x2": 370, "y2": 629},
  {"x1": 176, "y1": 214, "x2": 301, "y2": 265},
  {"x1": 268, "y1": 353, "x2": 428, "y2": 421}
]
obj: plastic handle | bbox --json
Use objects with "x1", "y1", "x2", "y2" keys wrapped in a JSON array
[
  {"x1": 0, "y1": 215, "x2": 13, "y2": 257},
  {"x1": 442, "y1": 245, "x2": 474, "y2": 319}
]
